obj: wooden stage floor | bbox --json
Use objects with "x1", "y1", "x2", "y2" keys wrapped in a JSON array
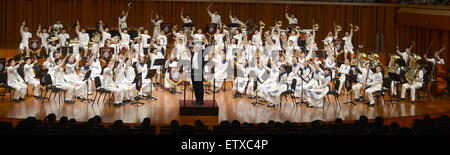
[{"x1": 0, "y1": 82, "x2": 449, "y2": 125}]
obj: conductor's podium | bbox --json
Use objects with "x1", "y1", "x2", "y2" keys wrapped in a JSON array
[{"x1": 179, "y1": 100, "x2": 218, "y2": 116}]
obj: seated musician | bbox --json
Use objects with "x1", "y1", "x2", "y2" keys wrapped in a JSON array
[
  {"x1": 102, "y1": 59, "x2": 125, "y2": 106},
  {"x1": 52, "y1": 56, "x2": 76, "y2": 104},
  {"x1": 7, "y1": 59, "x2": 27, "y2": 102},
  {"x1": 305, "y1": 67, "x2": 332, "y2": 108},
  {"x1": 115, "y1": 54, "x2": 135, "y2": 102},
  {"x1": 212, "y1": 50, "x2": 228, "y2": 92},
  {"x1": 266, "y1": 64, "x2": 289, "y2": 108},
  {"x1": 400, "y1": 66, "x2": 425, "y2": 103},
  {"x1": 337, "y1": 59, "x2": 351, "y2": 94},
  {"x1": 352, "y1": 61, "x2": 371, "y2": 102},
  {"x1": 64, "y1": 55, "x2": 88, "y2": 100},
  {"x1": 233, "y1": 60, "x2": 250, "y2": 98},
  {"x1": 365, "y1": 65, "x2": 384, "y2": 106},
  {"x1": 23, "y1": 57, "x2": 41, "y2": 98}
]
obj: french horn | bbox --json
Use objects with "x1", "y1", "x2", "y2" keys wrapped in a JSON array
[
  {"x1": 259, "y1": 21, "x2": 265, "y2": 29},
  {"x1": 313, "y1": 24, "x2": 319, "y2": 31},
  {"x1": 335, "y1": 25, "x2": 342, "y2": 32}
]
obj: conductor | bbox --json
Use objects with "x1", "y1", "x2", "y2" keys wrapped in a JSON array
[{"x1": 191, "y1": 41, "x2": 205, "y2": 105}]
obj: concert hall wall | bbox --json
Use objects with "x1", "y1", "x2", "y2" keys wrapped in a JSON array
[{"x1": 0, "y1": 0, "x2": 449, "y2": 69}]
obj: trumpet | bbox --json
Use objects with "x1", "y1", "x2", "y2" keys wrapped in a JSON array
[
  {"x1": 259, "y1": 21, "x2": 265, "y2": 29},
  {"x1": 313, "y1": 24, "x2": 319, "y2": 31},
  {"x1": 335, "y1": 25, "x2": 342, "y2": 32}
]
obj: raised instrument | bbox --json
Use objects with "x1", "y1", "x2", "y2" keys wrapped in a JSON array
[
  {"x1": 313, "y1": 24, "x2": 319, "y2": 31},
  {"x1": 405, "y1": 54, "x2": 421, "y2": 84},
  {"x1": 387, "y1": 54, "x2": 400, "y2": 74}
]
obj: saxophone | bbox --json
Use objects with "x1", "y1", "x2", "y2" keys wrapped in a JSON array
[{"x1": 405, "y1": 54, "x2": 421, "y2": 84}]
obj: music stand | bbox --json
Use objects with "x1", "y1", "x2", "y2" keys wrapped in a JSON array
[
  {"x1": 388, "y1": 72, "x2": 402, "y2": 102},
  {"x1": 81, "y1": 70, "x2": 93, "y2": 102},
  {"x1": 131, "y1": 72, "x2": 145, "y2": 105},
  {"x1": 343, "y1": 73, "x2": 357, "y2": 105},
  {"x1": 143, "y1": 69, "x2": 157, "y2": 100},
  {"x1": 153, "y1": 59, "x2": 166, "y2": 86}
]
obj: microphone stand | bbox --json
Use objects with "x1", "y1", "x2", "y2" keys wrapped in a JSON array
[{"x1": 296, "y1": 67, "x2": 309, "y2": 106}]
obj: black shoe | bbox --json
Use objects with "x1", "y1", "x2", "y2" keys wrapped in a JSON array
[
  {"x1": 307, "y1": 104, "x2": 315, "y2": 108},
  {"x1": 368, "y1": 103, "x2": 376, "y2": 106},
  {"x1": 267, "y1": 103, "x2": 275, "y2": 107},
  {"x1": 364, "y1": 102, "x2": 370, "y2": 105},
  {"x1": 113, "y1": 103, "x2": 122, "y2": 107},
  {"x1": 12, "y1": 99, "x2": 20, "y2": 102},
  {"x1": 411, "y1": 100, "x2": 416, "y2": 104},
  {"x1": 400, "y1": 98, "x2": 405, "y2": 101},
  {"x1": 192, "y1": 101, "x2": 204, "y2": 106},
  {"x1": 76, "y1": 96, "x2": 84, "y2": 99},
  {"x1": 19, "y1": 98, "x2": 25, "y2": 101},
  {"x1": 64, "y1": 100, "x2": 75, "y2": 104},
  {"x1": 248, "y1": 95, "x2": 255, "y2": 99}
]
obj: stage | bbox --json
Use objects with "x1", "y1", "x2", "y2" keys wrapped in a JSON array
[{"x1": 0, "y1": 82, "x2": 449, "y2": 126}]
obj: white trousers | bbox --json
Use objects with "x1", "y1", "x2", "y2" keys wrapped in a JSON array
[
  {"x1": 105, "y1": 87, "x2": 125, "y2": 104},
  {"x1": 352, "y1": 83, "x2": 363, "y2": 99},
  {"x1": 55, "y1": 83, "x2": 75, "y2": 100},
  {"x1": 401, "y1": 82, "x2": 421, "y2": 101},
  {"x1": 27, "y1": 78, "x2": 41, "y2": 96},
  {"x1": 365, "y1": 86, "x2": 380, "y2": 105},
  {"x1": 9, "y1": 82, "x2": 27, "y2": 99}
]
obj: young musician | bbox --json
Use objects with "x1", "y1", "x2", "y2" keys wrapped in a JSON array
[
  {"x1": 151, "y1": 13, "x2": 163, "y2": 39},
  {"x1": 23, "y1": 57, "x2": 41, "y2": 98},
  {"x1": 207, "y1": 3, "x2": 222, "y2": 29},
  {"x1": 119, "y1": 3, "x2": 131, "y2": 29},
  {"x1": 337, "y1": 59, "x2": 351, "y2": 94},
  {"x1": 102, "y1": 59, "x2": 125, "y2": 106},
  {"x1": 285, "y1": 9, "x2": 298, "y2": 25},
  {"x1": 352, "y1": 62, "x2": 371, "y2": 102},
  {"x1": 365, "y1": 65, "x2": 383, "y2": 106},
  {"x1": 36, "y1": 25, "x2": 50, "y2": 57},
  {"x1": 400, "y1": 66, "x2": 424, "y2": 103},
  {"x1": 19, "y1": 21, "x2": 32, "y2": 56},
  {"x1": 64, "y1": 55, "x2": 87, "y2": 99},
  {"x1": 98, "y1": 20, "x2": 111, "y2": 48},
  {"x1": 342, "y1": 24, "x2": 355, "y2": 61},
  {"x1": 305, "y1": 67, "x2": 332, "y2": 108},
  {"x1": 75, "y1": 21, "x2": 90, "y2": 58},
  {"x1": 118, "y1": 25, "x2": 131, "y2": 51},
  {"x1": 233, "y1": 60, "x2": 249, "y2": 97},
  {"x1": 7, "y1": 59, "x2": 27, "y2": 102},
  {"x1": 52, "y1": 19, "x2": 64, "y2": 30},
  {"x1": 52, "y1": 56, "x2": 76, "y2": 104}
]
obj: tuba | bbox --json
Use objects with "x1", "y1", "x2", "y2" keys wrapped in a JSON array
[
  {"x1": 369, "y1": 53, "x2": 381, "y2": 68},
  {"x1": 387, "y1": 54, "x2": 400, "y2": 73},
  {"x1": 313, "y1": 24, "x2": 319, "y2": 31},
  {"x1": 405, "y1": 54, "x2": 421, "y2": 84}
]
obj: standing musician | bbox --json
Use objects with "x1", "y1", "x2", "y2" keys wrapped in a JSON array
[
  {"x1": 342, "y1": 24, "x2": 355, "y2": 61},
  {"x1": 207, "y1": 3, "x2": 222, "y2": 29},
  {"x1": 19, "y1": 21, "x2": 32, "y2": 56},
  {"x1": 118, "y1": 2, "x2": 132, "y2": 29},
  {"x1": 75, "y1": 21, "x2": 90, "y2": 58},
  {"x1": 424, "y1": 46, "x2": 446, "y2": 81}
]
